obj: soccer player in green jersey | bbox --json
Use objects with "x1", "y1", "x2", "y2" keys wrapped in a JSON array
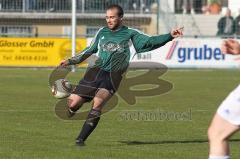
[{"x1": 60, "y1": 4, "x2": 183, "y2": 146}]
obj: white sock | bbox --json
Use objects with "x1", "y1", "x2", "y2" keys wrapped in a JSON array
[{"x1": 209, "y1": 155, "x2": 230, "y2": 159}]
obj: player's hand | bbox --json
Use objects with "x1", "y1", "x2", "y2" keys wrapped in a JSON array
[
  {"x1": 221, "y1": 39, "x2": 240, "y2": 55},
  {"x1": 171, "y1": 27, "x2": 184, "y2": 38},
  {"x1": 59, "y1": 60, "x2": 69, "y2": 67}
]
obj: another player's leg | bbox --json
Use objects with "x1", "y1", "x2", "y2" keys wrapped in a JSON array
[
  {"x1": 208, "y1": 114, "x2": 240, "y2": 159},
  {"x1": 67, "y1": 94, "x2": 86, "y2": 117},
  {"x1": 208, "y1": 85, "x2": 240, "y2": 159},
  {"x1": 75, "y1": 88, "x2": 112, "y2": 146}
]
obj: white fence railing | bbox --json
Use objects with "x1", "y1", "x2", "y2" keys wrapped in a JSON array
[{"x1": 0, "y1": 0, "x2": 157, "y2": 13}]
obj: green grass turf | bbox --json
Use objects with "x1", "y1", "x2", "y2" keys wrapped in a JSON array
[{"x1": 0, "y1": 68, "x2": 240, "y2": 159}]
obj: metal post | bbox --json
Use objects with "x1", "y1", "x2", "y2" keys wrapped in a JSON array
[
  {"x1": 71, "y1": 0, "x2": 77, "y2": 72},
  {"x1": 157, "y1": 0, "x2": 160, "y2": 34},
  {"x1": 140, "y1": 0, "x2": 143, "y2": 14},
  {"x1": 82, "y1": 0, "x2": 85, "y2": 13},
  {"x1": 23, "y1": 0, "x2": 26, "y2": 12}
]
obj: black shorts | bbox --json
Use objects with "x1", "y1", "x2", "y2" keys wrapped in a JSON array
[{"x1": 72, "y1": 67, "x2": 122, "y2": 102}]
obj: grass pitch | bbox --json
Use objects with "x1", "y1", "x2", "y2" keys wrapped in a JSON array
[{"x1": 0, "y1": 68, "x2": 239, "y2": 159}]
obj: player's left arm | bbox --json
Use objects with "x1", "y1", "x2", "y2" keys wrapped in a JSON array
[{"x1": 131, "y1": 27, "x2": 183, "y2": 53}]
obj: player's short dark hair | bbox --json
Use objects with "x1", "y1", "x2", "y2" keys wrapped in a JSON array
[{"x1": 107, "y1": 4, "x2": 124, "y2": 18}]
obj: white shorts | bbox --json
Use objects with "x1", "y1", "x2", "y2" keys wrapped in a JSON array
[{"x1": 217, "y1": 85, "x2": 240, "y2": 125}]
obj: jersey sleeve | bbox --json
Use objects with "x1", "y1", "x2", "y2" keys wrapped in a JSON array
[
  {"x1": 130, "y1": 29, "x2": 174, "y2": 53},
  {"x1": 67, "y1": 28, "x2": 102, "y2": 65}
]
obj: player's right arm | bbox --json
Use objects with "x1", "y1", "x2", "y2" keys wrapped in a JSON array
[
  {"x1": 221, "y1": 39, "x2": 240, "y2": 55},
  {"x1": 60, "y1": 28, "x2": 103, "y2": 66}
]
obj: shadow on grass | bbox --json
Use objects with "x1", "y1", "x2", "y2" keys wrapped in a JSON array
[{"x1": 119, "y1": 139, "x2": 240, "y2": 145}]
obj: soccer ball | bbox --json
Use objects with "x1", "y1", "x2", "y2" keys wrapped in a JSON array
[{"x1": 51, "y1": 79, "x2": 72, "y2": 99}]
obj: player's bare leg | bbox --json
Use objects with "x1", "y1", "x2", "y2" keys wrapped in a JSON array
[
  {"x1": 92, "y1": 88, "x2": 112, "y2": 110},
  {"x1": 208, "y1": 113, "x2": 240, "y2": 159},
  {"x1": 67, "y1": 94, "x2": 86, "y2": 117},
  {"x1": 75, "y1": 88, "x2": 112, "y2": 146}
]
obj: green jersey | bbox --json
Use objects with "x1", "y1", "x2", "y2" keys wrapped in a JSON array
[{"x1": 68, "y1": 26, "x2": 173, "y2": 72}]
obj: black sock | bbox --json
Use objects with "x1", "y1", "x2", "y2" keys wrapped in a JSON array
[
  {"x1": 77, "y1": 109, "x2": 101, "y2": 141},
  {"x1": 69, "y1": 106, "x2": 79, "y2": 112}
]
